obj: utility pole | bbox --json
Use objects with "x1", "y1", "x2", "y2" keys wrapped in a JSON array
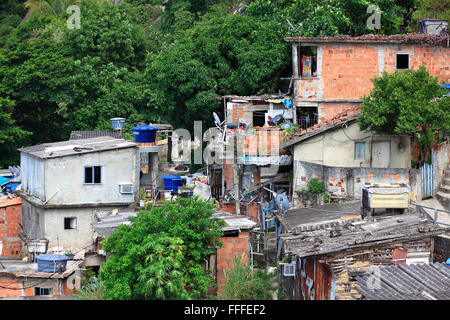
[{"x1": 234, "y1": 105, "x2": 240, "y2": 215}]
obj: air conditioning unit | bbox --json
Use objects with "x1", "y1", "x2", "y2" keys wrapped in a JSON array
[{"x1": 119, "y1": 184, "x2": 133, "y2": 194}]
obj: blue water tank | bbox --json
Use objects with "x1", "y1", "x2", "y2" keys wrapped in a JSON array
[
  {"x1": 132, "y1": 125, "x2": 158, "y2": 143},
  {"x1": 36, "y1": 254, "x2": 70, "y2": 272},
  {"x1": 162, "y1": 175, "x2": 184, "y2": 192}
]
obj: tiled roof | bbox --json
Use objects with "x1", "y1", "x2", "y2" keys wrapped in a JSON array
[
  {"x1": 352, "y1": 262, "x2": 450, "y2": 300},
  {"x1": 286, "y1": 33, "x2": 450, "y2": 47},
  {"x1": 280, "y1": 107, "x2": 360, "y2": 149}
]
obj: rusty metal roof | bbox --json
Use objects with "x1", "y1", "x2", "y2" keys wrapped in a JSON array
[{"x1": 352, "y1": 262, "x2": 450, "y2": 300}]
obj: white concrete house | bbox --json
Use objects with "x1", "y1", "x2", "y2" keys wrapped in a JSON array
[{"x1": 16, "y1": 137, "x2": 139, "y2": 250}]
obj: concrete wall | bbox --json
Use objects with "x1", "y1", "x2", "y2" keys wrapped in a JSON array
[
  {"x1": 44, "y1": 147, "x2": 138, "y2": 205},
  {"x1": 22, "y1": 198, "x2": 125, "y2": 249},
  {"x1": 21, "y1": 199, "x2": 46, "y2": 242},
  {"x1": 293, "y1": 122, "x2": 412, "y2": 168},
  {"x1": 434, "y1": 140, "x2": 450, "y2": 194},
  {"x1": 20, "y1": 153, "x2": 45, "y2": 201},
  {"x1": 293, "y1": 161, "x2": 411, "y2": 200}
]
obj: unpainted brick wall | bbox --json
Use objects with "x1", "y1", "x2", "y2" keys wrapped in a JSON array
[
  {"x1": 297, "y1": 43, "x2": 450, "y2": 120},
  {"x1": 0, "y1": 198, "x2": 23, "y2": 258},
  {"x1": 216, "y1": 231, "x2": 249, "y2": 294}
]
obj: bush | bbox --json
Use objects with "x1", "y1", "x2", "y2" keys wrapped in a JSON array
[
  {"x1": 220, "y1": 255, "x2": 277, "y2": 300},
  {"x1": 307, "y1": 178, "x2": 325, "y2": 194}
]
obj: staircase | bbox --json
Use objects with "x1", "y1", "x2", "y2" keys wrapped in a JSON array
[{"x1": 436, "y1": 164, "x2": 450, "y2": 209}]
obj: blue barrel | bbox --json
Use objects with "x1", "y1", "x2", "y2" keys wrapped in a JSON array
[
  {"x1": 36, "y1": 254, "x2": 70, "y2": 272},
  {"x1": 132, "y1": 125, "x2": 158, "y2": 143},
  {"x1": 162, "y1": 175, "x2": 184, "y2": 192}
]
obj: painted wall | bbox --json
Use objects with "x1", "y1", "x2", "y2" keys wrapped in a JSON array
[
  {"x1": 293, "y1": 122, "x2": 411, "y2": 168},
  {"x1": 22, "y1": 198, "x2": 126, "y2": 249},
  {"x1": 43, "y1": 147, "x2": 138, "y2": 205},
  {"x1": 20, "y1": 153, "x2": 45, "y2": 201}
]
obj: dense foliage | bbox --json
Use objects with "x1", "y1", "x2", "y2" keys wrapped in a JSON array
[
  {"x1": 0, "y1": 0, "x2": 445, "y2": 166},
  {"x1": 358, "y1": 66, "x2": 450, "y2": 165},
  {"x1": 98, "y1": 197, "x2": 225, "y2": 299}
]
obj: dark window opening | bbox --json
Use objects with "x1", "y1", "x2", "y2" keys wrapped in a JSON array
[
  {"x1": 253, "y1": 112, "x2": 266, "y2": 127},
  {"x1": 299, "y1": 46, "x2": 317, "y2": 78},
  {"x1": 64, "y1": 217, "x2": 76, "y2": 230},
  {"x1": 396, "y1": 54, "x2": 409, "y2": 69},
  {"x1": 296, "y1": 107, "x2": 318, "y2": 129},
  {"x1": 84, "y1": 167, "x2": 92, "y2": 183},
  {"x1": 34, "y1": 287, "x2": 53, "y2": 296},
  {"x1": 84, "y1": 166, "x2": 101, "y2": 184},
  {"x1": 223, "y1": 230, "x2": 239, "y2": 237}
]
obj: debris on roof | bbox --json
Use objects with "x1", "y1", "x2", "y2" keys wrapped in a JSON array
[
  {"x1": 351, "y1": 262, "x2": 450, "y2": 300},
  {"x1": 213, "y1": 210, "x2": 257, "y2": 232},
  {"x1": 282, "y1": 214, "x2": 449, "y2": 258},
  {"x1": 286, "y1": 33, "x2": 450, "y2": 47},
  {"x1": 19, "y1": 136, "x2": 137, "y2": 159},
  {"x1": 280, "y1": 108, "x2": 360, "y2": 149}
]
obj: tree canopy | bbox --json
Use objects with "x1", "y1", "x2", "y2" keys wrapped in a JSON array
[
  {"x1": 358, "y1": 66, "x2": 450, "y2": 165},
  {"x1": 0, "y1": 0, "x2": 444, "y2": 167},
  {"x1": 98, "y1": 197, "x2": 225, "y2": 300}
]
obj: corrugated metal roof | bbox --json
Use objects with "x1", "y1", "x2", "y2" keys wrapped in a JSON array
[{"x1": 353, "y1": 262, "x2": 450, "y2": 300}]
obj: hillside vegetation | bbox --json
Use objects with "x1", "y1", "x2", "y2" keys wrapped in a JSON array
[{"x1": 0, "y1": 0, "x2": 444, "y2": 166}]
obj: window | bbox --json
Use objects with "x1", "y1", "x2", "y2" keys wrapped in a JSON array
[
  {"x1": 299, "y1": 46, "x2": 317, "y2": 78},
  {"x1": 84, "y1": 166, "x2": 101, "y2": 184},
  {"x1": 355, "y1": 142, "x2": 366, "y2": 160},
  {"x1": 396, "y1": 53, "x2": 409, "y2": 69},
  {"x1": 64, "y1": 217, "x2": 76, "y2": 230},
  {"x1": 34, "y1": 287, "x2": 53, "y2": 296}
]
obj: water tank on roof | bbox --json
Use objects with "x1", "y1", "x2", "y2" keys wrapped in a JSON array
[
  {"x1": 110, "y1": 118, "x2": 126, "y2": 130},
  {"x1": 36, "y1": 254, "x2": 70, "y2": 272},
  {"x1": 132, "y1": 125, "x2": 158, "y2": 143}
]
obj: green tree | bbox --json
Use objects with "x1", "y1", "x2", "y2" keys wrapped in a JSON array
[
  {"x1": 0, "y1": 97, "x2": 32, "y2": 167},
  {"x1": 408, "y1": 0, "x2": 450, "y2": 33},
  {"x1": 99, "y1": 197, "x2": 226, "y2": 300},
  {"x1": 358, "y1": 66, "x2": 450, "y2": 166}
]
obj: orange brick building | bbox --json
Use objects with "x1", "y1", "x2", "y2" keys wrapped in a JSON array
[
  {"x1": 287, "y1": 34, "x2": 450, "y2": 122},
  {"x1": 213, "y1": 211, "x2": 256, "y2": 295},
  {"x1": 0, "y1": 196, "x2": 23, "y2": 258}
]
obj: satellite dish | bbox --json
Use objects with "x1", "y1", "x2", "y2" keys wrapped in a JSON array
[
  {"x1": 213, "y1": 112, "x2": 223, "y2": 127},
  {"x1": 275, "y1": 192, "x2": 290, "y2": 212}
]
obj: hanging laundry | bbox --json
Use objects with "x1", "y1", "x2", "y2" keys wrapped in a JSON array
[{"x1": 281, "y1": 97, "x2": 292, "y2": 109}]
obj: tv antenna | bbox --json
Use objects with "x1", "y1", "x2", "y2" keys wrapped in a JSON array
[{"x1": 286, "y1": 18, "x2": 302, "y2": 37}]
